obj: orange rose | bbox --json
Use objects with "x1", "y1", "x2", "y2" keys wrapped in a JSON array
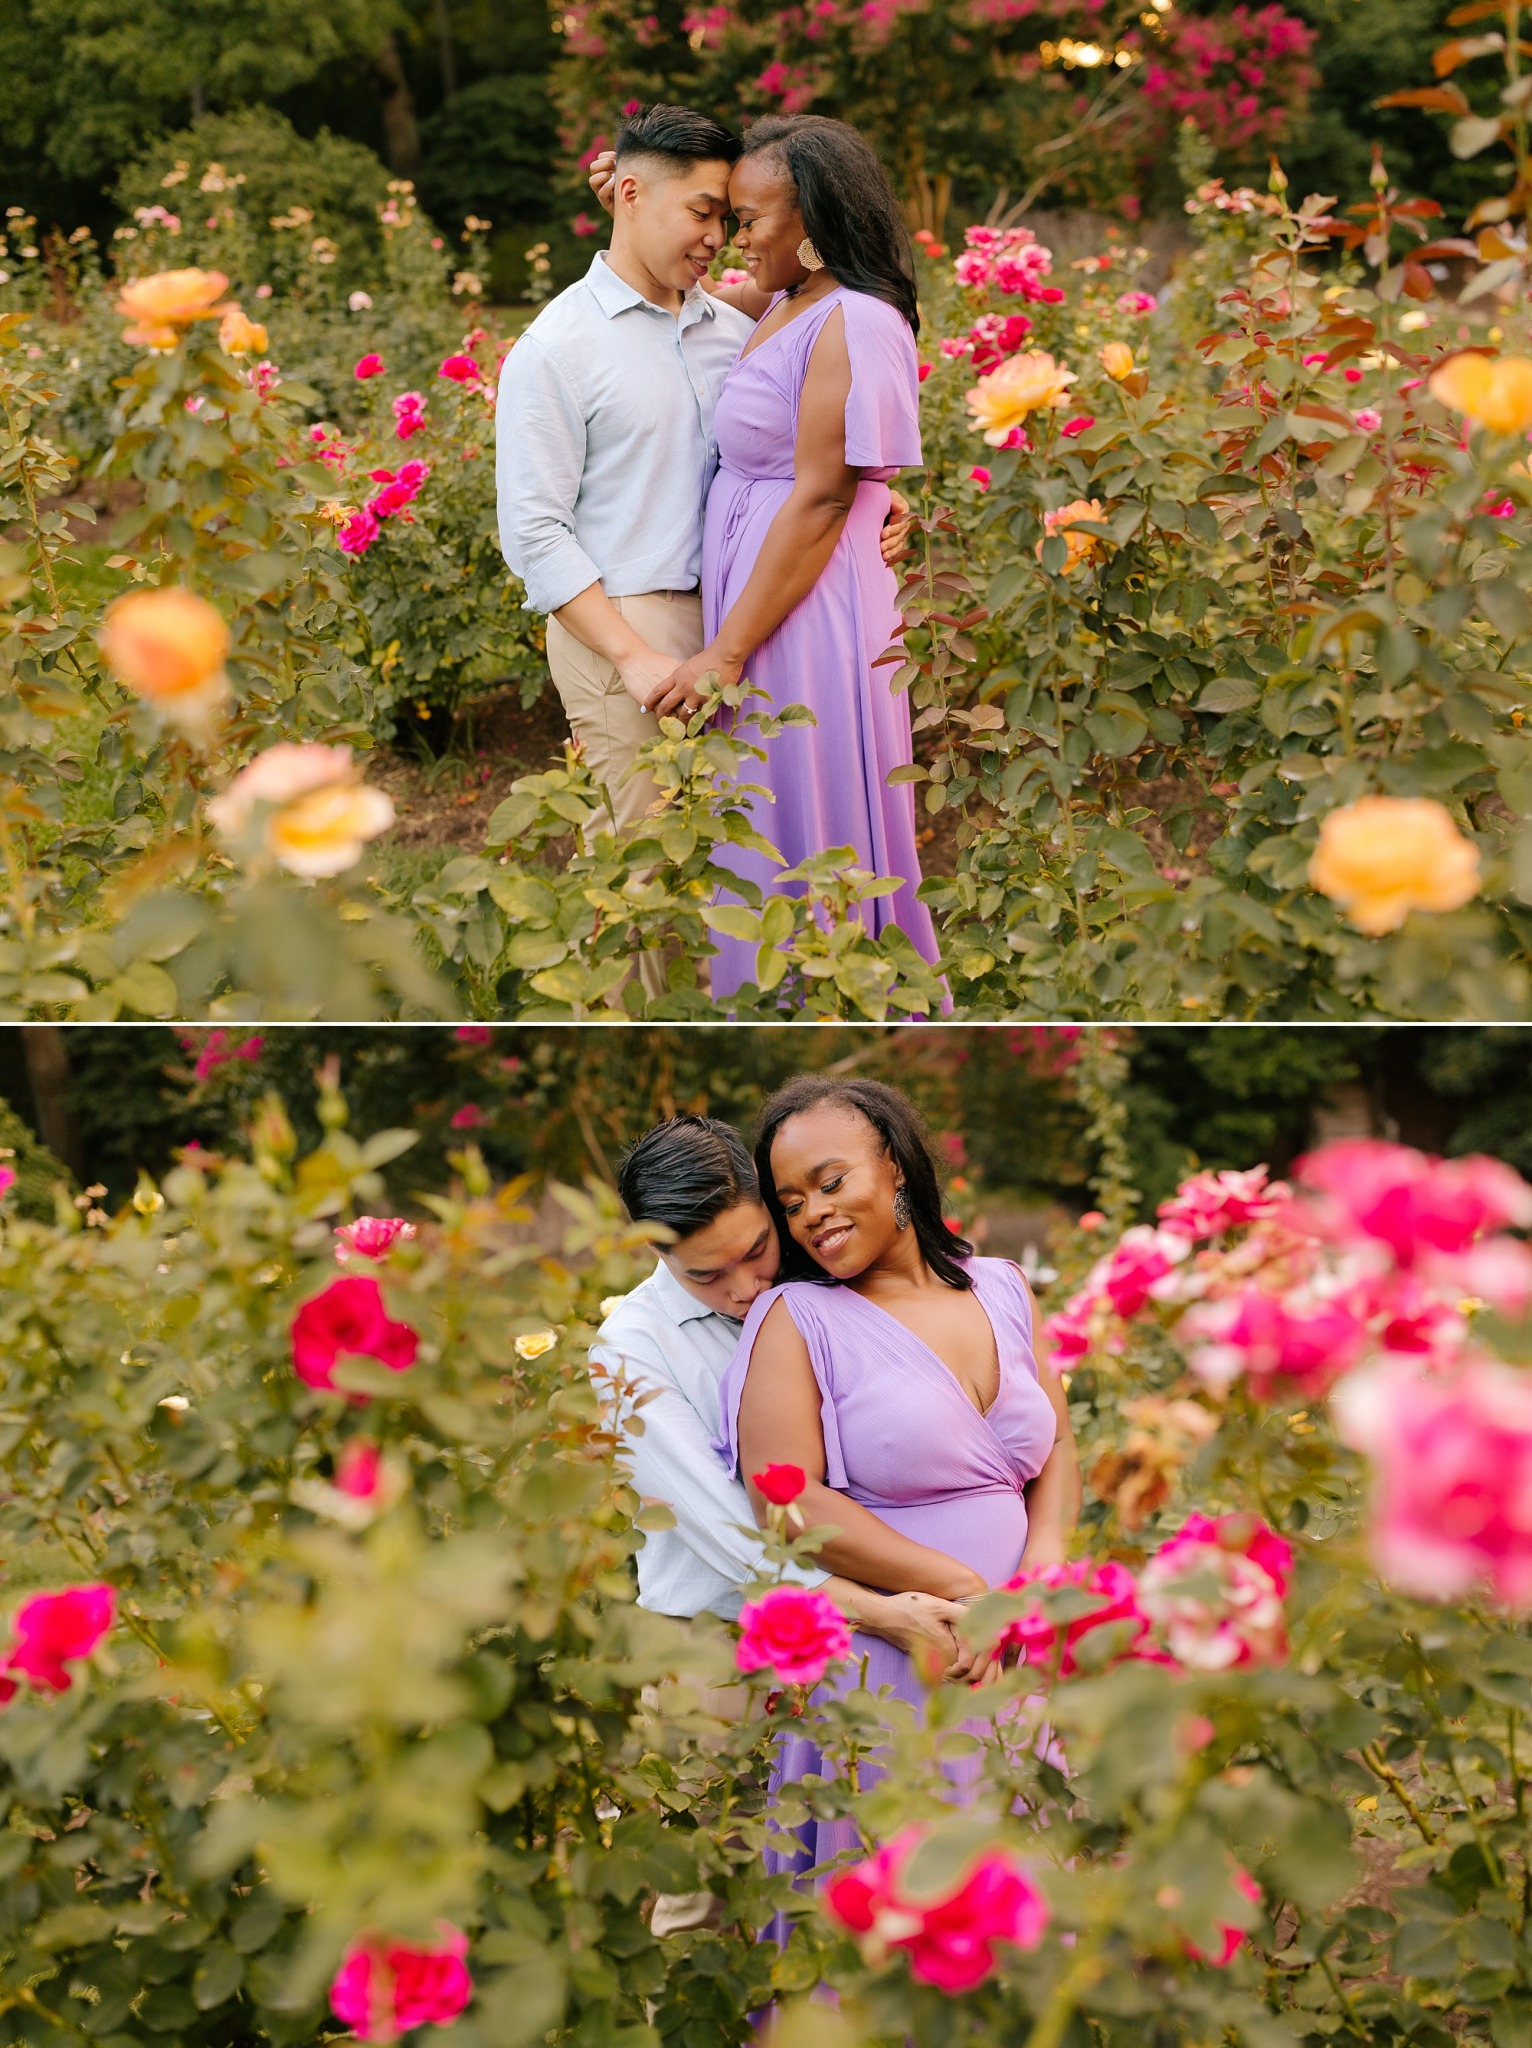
[
  {"x1": 218, "y1": 306, "x2": 268, "y2": 356},
  {"x1": 207, "y1": 743, "x2": 395, "y2": 879},
  {"x1": 117, "y1": 268, "x2": 231, "y2": 347},
  {"x1": 98, "y1": 586, "x2": 229, "y2": 731},
  {"x1": 1099, "y1": 342, "x2": 1136, "y2": 382},
  {"x1": 1428, "y1": 352, "x2": 1532, "y2": 436},
  {"x1": 1037, "y1": 498, "x2": 1109, "y2": 573},
  {"x1": 965, "y1": 350, "x2": 1076, "y2": 445},
  {"x1": 1309, "y1": 796, "x2": 1480, "y2": 934}
]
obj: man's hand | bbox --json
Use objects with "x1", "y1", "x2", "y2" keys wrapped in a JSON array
[
  {"x1": 880, "y1": 487, "x2": 914, "y2": 569},
  {"x1": 615, "y1": 643, "x2": 681, "y2": 711},
  {"x1": 649, "y1": 644, "x2": 740, "y2": 721},
  {"x1": 588, "y1": 149, "x2": 617, "y2": 216}
]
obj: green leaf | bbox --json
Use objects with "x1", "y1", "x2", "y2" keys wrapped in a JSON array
[
  {"x1": 1199, "y1": 677, "x2": 1260, "y2": 714},
  {"x1": 506, "y1": 930, "x2": 570, "y2": 972},
  {"x1": 110, "y1": 960, "x2": 179, "y2": 1018},
  {"x1": 702, "y1": 905, "x2": 761, "y2": 942},
  {"x1": 192, "y1": 1945, "x2": 246, "y2": 2011}
]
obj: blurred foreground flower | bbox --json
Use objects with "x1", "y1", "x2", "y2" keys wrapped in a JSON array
[
  {"x1": 1099, "y1": 341, "x2": 1136, "y2": 380},
  {"x1": 329, "y1": 1924, "x2": 472, "y2": 2043},
  {"x1": 1428, "y1": 351, "x2": 1532, "y2": 436},
  {"x1": 290, "y1": 1275, "x2": 419, "y2": 1395},
  {"x1": 965, "y1": 350, "x2": 1075, "y2": 444},
  {"x1": 207, "y1": 743, "x2": 395, "y2": 878},
  {"x1": 0, "y1": 1584, "x2": 116, "y2": 1705},
  {"x1": 1137, "y1": 1512, "x2": 1291, "y2": 1671},
  {"x1": 736, "y1": 1585, "x2": 851, "y2": 1686},
  {"x1": 513, "y1": 1329, "x2": 557, "y2": 1360},
  {"x1": 1308, "y1": 796, "x2": 1479, "y2": 933},
  {"x1": 998, "y1": 1558, "x2": 1159, "y2": 1676},
  {"x1": 218, "y1": 306, "x2": 267, "y2": 355},
  {"x1": 1182, "y1": 1866, "x2": 1263, "y2": 1968},
  {"x1": 334, "y1": 1216, "x2": 418, "y2": 1263},
  {"x1": 117, "y1": 266, "x2": 230, "y2": 346},
  {"x1": 98, "y1": 585, "x2": 229, "y2": 733},
  {"x1": 825, "y1": 1826, "x2": 1048, "y2": 1991},
  {"x1": 1334, "y1": 1354, "x2": 1532, "y2": 1609}
]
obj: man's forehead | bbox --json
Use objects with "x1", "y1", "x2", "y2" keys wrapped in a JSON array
[{"x1": 625, "y1": 154, "x2": 733, "y2": 205}]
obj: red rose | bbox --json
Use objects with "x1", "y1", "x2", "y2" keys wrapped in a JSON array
[
  {"x1": 752, "y1": 1462, "x2": 807, "y2": 1505},
  {"x1": 291, "y1": 1276, "x2": 419, "y2": 1395}
]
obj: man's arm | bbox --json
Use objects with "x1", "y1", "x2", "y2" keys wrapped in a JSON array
[
  {"x1": 495, "y1": 340, "x2": 673, "y2": 706},
  {"x1": 592, "y1": 1338, "x2": 829, "y2": 1594}
]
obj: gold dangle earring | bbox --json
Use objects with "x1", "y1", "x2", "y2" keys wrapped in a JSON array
[{"x1": 796, "y1": 236, "x2": 825, "y2": 272}]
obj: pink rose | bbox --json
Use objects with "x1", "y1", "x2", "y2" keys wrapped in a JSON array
[
  {"x1": 338, "y1": 510, "x2": 379, "y2": 556},
  {"x1": 953, "y1": 250, "x2": 993, "y2": 290},
  {"x1": 334, "y1": 1217, "x2": 418, "y2": 1264},
  {"x1": 393, "y1": 392, "x2": 427, "y2": 440},
  {"x1": 290, "y1": 1276, "x2": 419, "y2": 1394},
  {"x1": 1296, "y1": 1138, "x2": 1532, "y2": 1266},
  {"x1": 438, "y1": 354, "x2": 480, "y2": 383},
  {"x1": 1, "y1": 1584, "x2": 116, "y2": 1702},
  {"x1": 1099, "y1": 1225, "x2": 1187, "y2": 1317},
  {"x1": 0, "y1": 1164, "x2": 14, "y2": 1200},
  {"x1": 825, "y1": 1826, "x2": 1049, "y2": 1991},
  {"x1": 1334, "y1": 1354, "x2": 1532, "y2": 1608},
  {"x1": 335, "y1": 1441, "x2": 384, "y2": 1500},
  {"x1": 449, "y1": 1103, "x2": 489, "y2": 1130},
  {"x1": 455, "y1": 1025, "x2": 494, "y2": 1047},
  {"x1": 970, "y1": 466, "x2": 991, "y2": 490},
  {"x1": 1138, "y1": 1513, "x2": 1291, "y2": 1671},
  {"x1": 1117, "y1": 290, "x2": 1157, "y2": 314},
  {"x1": 736, "y1": 1585, "x2": 851, "y2": 1686},
  {"x1": 998, "y1": 1559, "x2": 1159, "y2": 1676},
  {"x1": 354, "y1": 353, "x2": 385, "y2": 380},
  {"x1": 752, "y1": 1462, "x2": 807, "y2": 1505},
  {"x1": 1182, "y1": 1285, "x2": 1366, "y2": 1397},
  {"x1": 1353, "y1": 407, "x2": 1382, "y2": 431},
  {"x1": 1156, "y1": 1166, "x2": 1287, "y2": 1242},
  {"x1": 330, "y1": 1924, "x2": 472, "y2": 2043},
  {"x1": 1061, "y1": 414, "x2": 1096, "y2": 438}
]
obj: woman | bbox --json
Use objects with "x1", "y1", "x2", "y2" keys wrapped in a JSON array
[
  {"x1": 646, "y1": 118, "x2": 944, "y2": 1001},
  {"x1": 713, "y1": 1075, "x2": 1081, "y2": 1884}
]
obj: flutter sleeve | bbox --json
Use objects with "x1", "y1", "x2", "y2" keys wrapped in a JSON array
[
  {"x1": 840, "y1": 291, "x2": 923, "y2": 476},
  {"x1": 712, "y1": 1283, "x2": 850, "y2": 1489}
]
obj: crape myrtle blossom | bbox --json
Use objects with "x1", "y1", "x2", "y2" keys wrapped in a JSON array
[
  {"x1": 825, "y1": 1826, "x2": 1049, "y2": 1991},
  {"x1": 1137, "y1": 1513, "x2": 1291, "y2": 1671}
]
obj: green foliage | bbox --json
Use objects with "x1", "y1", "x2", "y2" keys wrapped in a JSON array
[{"x1": 0, "y1": 1091, "x2": 72, "y2": 1217}]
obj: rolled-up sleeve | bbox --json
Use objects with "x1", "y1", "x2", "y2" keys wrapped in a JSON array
[
  {"x1": 495, "y1": 338, "x2": 603, "y2": 615},
  {"x1": 590, "y1": 1332, "x2": 828, "y2": 1597}
]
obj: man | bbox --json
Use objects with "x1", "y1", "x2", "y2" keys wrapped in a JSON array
[{"x1": 496, "y1": 106, "x2": 750, "y2": 857}]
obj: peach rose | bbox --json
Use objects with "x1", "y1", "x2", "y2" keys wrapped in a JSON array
[
  {"x1": 1429, "y1": 352, "x2": 1532, "y2": 436},
  {"x1": 1099, "y1": 341, "x2": 1136, "y2": 382},
  {"x1": 207, "y1": 743, "x2": 395, "y2": 879},
  {"x1": 1308, "y1": 795, "x2": 1480, "y2": 934},
  {"x1": 1037, "y1": 498, "x2": 1109, "y2": 572},
  {"x1": 965, "y1": 350, "x2": 1076, "y2": 444},
  {"x1": 117, "y1": 267, "x2": 231, "y2": 347},
  {"x1": 218, "y1": 306, "x2": 268, "y2": 356},
  {"x1": 98, "y1": 586, "x2": 229, "y2": 731}
]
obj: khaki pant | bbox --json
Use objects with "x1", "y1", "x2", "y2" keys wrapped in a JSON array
[
  {"x1": 545, "y1": 590, "x2": 704, "y2": 1003},
  {"x1": 642, "y1": 1659, "x2": 751, "y2": 1938}
]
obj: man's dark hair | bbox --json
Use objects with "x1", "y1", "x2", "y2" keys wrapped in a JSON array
[
  {"x1": 617, "y1": 1113, "x2": 760, "y2": 1242},
  {"x1": 614, "y1": 103, "x2": 741, "y2": 174},
  {"x1": 740, "y1": 115, "x2": 919, "y2": 335},
  {"x1": 754, "y1": 1076, "x2": 973, "y2": 1287}
]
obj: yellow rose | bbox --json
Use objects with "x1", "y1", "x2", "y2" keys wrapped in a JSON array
[
  {"x1": 514, "y1": 1329, "x2": 558, "y2": 1360},
  {"x1": 1428, "y1": 351, "x2": 1532, "y2": 436},
  {"x1": 1099, "y1": 341, "x2": 1136, "y2": 382},
  {"x1": 206, "y1": 742, "x2": 395, "y2": 879},
  {"x1": 218, "y1": 306, "x2": 268, "y2": 356},
  {"x1": 1308, "y1": 796, "x2": 1480, "y2": 934},
  {"x1": 98, "y1": 586, "x2": 229, "y2": 731},
  {"x1": 965, "y1": 350, "x2": 1076, "y2": 445},
  {"x1": 117, "y1": 267, "x2": 231, "y2": 346},
  {"x1": 1037, "y1": 498, "x2": 1109, "y2": 573}
]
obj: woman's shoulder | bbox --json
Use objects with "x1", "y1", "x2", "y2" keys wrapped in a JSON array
[{"x1": 835, "y1": 287, "x2": 916, "y2": 341}]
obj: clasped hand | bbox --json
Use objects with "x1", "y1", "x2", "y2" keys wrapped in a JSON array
[{"x1": 878, "y1": 1590, "x2": 1005, "y2": 1688}]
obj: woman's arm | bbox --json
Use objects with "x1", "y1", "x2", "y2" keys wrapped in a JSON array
[
  {"x1": 1017, "y1": 1272, "x2": 1082, "y2": 1569},
  {"x1": 736, "y1": 1298, "x2": 988, "y2": 1601},
  {"x1": 649, "y1": 306, "x2": 862, "y2": 718}
]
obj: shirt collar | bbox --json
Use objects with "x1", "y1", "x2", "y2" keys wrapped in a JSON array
[
  {"x1": 583, "y1": 249, "x2": 718, "y2": 324},
  {"x1": 648, "y1": 1255, "x2": 736, "y2": 1327}
]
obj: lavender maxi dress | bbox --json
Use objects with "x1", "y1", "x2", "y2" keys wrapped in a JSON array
[
  {"x1": 712, "y1": 1257, "x2": 1057, "y2": 1892},
  {"x1": 701, "y1": 287, "x2": 943, "y2": 999}
]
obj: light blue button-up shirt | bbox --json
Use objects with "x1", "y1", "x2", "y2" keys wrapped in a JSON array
[
  {"x1": 495, "y1": 251, "x2": 754, "y2": 615},
  {"x1": 589, "y1": 1259, "x2": 829, "y2": 1621}
]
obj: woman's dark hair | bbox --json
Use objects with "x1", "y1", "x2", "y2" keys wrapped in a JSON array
[
  {"x1": 740, "y1": 115, "x2": 919, "y2": 336},
  {"x1": 617, "y1": 1113, "x2": 760, "y2": 1242},
  {"x1": 615, "y1": 102, "x2": 742, "y2": 173},
  {"x1": 754, "y1": 1076, "x2": 972, "y2": 1286}
]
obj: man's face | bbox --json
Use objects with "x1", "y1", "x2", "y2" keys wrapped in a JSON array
[
  {"x1": 614, "y1": 154, "x2": 733, "y2": 294},
  {"x1": 660, "y1": 1198, "x2": 780, "y2": 1318}
]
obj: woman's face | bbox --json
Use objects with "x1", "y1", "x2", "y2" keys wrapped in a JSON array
[
  {"x1": 729, "y1": 153, "x2": 812, "y2": 297},
  {"x1": 769, "y1": 1103, "x2": 905, "y2": 1279}
]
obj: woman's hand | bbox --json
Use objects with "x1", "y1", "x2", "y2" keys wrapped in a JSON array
[
  {"x1": 649, "y1": 645, "x2": 742, "y2": 720},
  {"x1": 861, "y1": 1591, "x2": 975, "y2": 1682},
  {"x1": 588, "y1": 149, "x2": 617, "y2": 216},
  {"x1": 880, "y1": 489, "x2": 913, "y2": 569}
]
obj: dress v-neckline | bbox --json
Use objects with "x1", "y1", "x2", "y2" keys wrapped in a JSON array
[
  {"x1": 845, "y1": 1269, "x2": 1004, "y2": 1422},
  {"x1": 736, "y1": 283, "x2": 844, "y2": 367}
]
